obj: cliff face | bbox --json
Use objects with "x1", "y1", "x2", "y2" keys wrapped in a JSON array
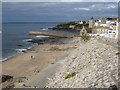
[{"x1": 46, "y1": 37, "x2": 118, "y2": 88}]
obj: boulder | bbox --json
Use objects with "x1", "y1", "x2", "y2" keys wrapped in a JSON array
[{"x1": 0, "y1": 75, "x2": 13, "y2": 83}]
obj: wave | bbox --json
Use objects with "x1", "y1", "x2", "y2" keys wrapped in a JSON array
[
  {"x1": 1, "y1": 44, "x2": 37, "y2": 62},
  {"x1": 1, "y1": 54, "x2": 17, "y2": 62},
  {"x1": 1, "y1": 57, "x2": 10, "y2": 62},
  {"x1": 22, "y1": 39, "x2": 32, "y2": 42},
  {"x1": 0, "y1": 31, "x2": 2, "y2": 34},
  {"x1": 41, "y1": 28, "x2": 48, "y2": 30},
  {"x1": 36, "y1": 35, "x2": 49, "y2": 38},
  {"x1": 16, "y1": 48, "x2": 27, "y2": 53}
]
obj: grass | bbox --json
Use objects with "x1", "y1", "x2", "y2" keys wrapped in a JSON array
[
  {"x1": 64, "y1": 72, "x2": 76, "y2": 79},
  {"x1": 116, "y1": 52, "x2": 120, "y2": 55},
  {"x1": 80, "y1": 35, "x2": 91, "y2": 42},
  {"x1": 51, "y1": 62, "x2": 54, "y2": 64}
]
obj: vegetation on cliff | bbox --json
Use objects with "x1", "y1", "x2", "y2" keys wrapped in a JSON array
[
  {"x1": 80, "y1": 35, "x2": 91, "y2": 42},
  {"x1": 55, "y1": 21, "x2": 89, "y2": 29}
]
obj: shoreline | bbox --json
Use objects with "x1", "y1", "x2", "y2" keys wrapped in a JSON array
[
  {"x1": 1, "y1": 36, "x2": 68, "y2": 62},
  {"x1": 1, "y1": 44, "x2": 38, "y2": 63},
  {"x1": 1, "y1": 37, "x2": 74, "y2": 77},
  {"x1": 1, "y1": 36, "x2": 119, "y2": 88},
  {"x1": 1, "y1": 36, "x2": 78, "y2": 88}
]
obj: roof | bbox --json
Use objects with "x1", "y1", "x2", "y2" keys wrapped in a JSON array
[
  {"x1": 94, "y1": 26, "x2": 109, "y2": 29},
  {"x1": 107, "y1": 18, "x2": 120, "y2": 21},
  {"x1": 81, "y1": 26, "x2": 87, "y2": 31}
]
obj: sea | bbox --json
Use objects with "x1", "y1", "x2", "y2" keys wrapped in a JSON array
[{"x1": 2, "y1": 22, "x2": 74, "y2": 62}]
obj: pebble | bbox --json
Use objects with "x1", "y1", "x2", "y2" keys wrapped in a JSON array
[{"x1": 45, "y1": 37, "x2": 118, "y2": 88}]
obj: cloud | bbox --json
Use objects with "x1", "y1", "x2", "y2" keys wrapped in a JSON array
[
  {"x1": 2, "y1": 2, "x2": 118, "y2": 22},
  {"x1": 74, "y1": 3, "x2": 117, "y2": 11},
  {"x1": 27, "y1": 2, "x2": 60, "y2": 7},
  {"x1": 61, "y1": 0, "x2": 119, "y2": 2},
  {"x1": 2, "y1": 0, "x2": 119, "y2": 2},
  {"x1": 74, "y1": 8, "x2": 90, "y2": 11},
  {"x1": 91, "y1": 4, "x2": 117, "y2": 10}
]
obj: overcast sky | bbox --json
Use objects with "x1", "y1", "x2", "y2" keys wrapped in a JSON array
[
  {"x1": 2, "y1": 0, "x2": 120, "y2": 2},
  {"x1": 2, "y1": 2, "x2": 118, "y2": 22}
]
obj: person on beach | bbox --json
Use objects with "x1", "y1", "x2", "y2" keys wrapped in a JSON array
[{"x1": 31, "y1": 55, "x2": 33, "y2": 59}]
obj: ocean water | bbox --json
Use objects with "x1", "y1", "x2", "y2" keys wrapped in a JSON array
[{"x1": 2, "y1": 22, "x2": 63, "y2": 61}]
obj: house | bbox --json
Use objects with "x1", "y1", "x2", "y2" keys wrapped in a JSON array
[
  {"x1": 69, "y1": 25, "x2": 75, "y2": 29},
  {"x1": 80, "y1": 26, "x2": 87, "y2": 36},
  {"x1": 94, "y1": 21, "x2": 100, "y2": 26},
  {"x1": 90, "y1": 17, "x2": 119, "y2": 39},
  {"x1": 93, "y1": 26, "x2": 109, "y2": 35},
  {"x1": 89, "y1": 17, "x2": 95, "y2": 28},
  {"x1": 78, "y1": 21, "x2": 83, "y2": 24},
  {"x1": 99, "y1": 17, "x2": 106, "y2": 24}
]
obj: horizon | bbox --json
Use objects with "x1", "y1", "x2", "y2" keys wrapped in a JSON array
[{"x1": 2, "y1": 16, "x2": 118, "y2": 23}]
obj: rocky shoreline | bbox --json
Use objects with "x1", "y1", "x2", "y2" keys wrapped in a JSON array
[{"x1": 46, "y1": 37, "x2": 119, "y2": 88}]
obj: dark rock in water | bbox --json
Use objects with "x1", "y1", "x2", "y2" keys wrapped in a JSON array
[
  {"x1": 1, "y1": 75, "x2": 13, "y2": 83},
  {"x1": 49, "y1": 37, "x2": 56, "y2": 39},
  {"x1": 48, "y1": 28, "x2": 53, "y2": 30},
  {"x1": 28, "y1": 39, "x2": 47, "y2": 44},
  {"x1": 109, "y1": 85, "x2": 118, "y2": 90},
  {"x1": 21, "y1": 50, "x2": 26, "y2": 53},
  {"x1": 17, "y1": 45, "x2": 23, "y2": 47}
]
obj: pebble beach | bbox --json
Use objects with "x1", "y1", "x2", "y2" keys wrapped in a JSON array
[{"x1": 46, "y1": 37, "x2": 119, "y2": 88}]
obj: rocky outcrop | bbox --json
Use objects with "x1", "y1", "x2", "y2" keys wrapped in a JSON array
[{"x1": 29, "y1": 31, "x2": 74, "y2": 38}]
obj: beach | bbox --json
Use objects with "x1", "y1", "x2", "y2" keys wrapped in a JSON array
[
  {"x1": 2, "y1": 2, "x2": 119, "y2": 89},
  {"x1": 1, "y1": 40, "x2": 72, "y2": 76},
  {"x1": 1, "y1": 37, "x2": 77, "y2": 88},
  {"x1": 1, "y1": 36, "x2": 119, "y2": 88},
  {"x1": 45, "y1": 37, "x2": 119, "y2": 88}
]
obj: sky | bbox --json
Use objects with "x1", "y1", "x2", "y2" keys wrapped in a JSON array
[
  {"x1": 2, "y1": 2, "x2": 118, "y2": 22},
  {"x1": 2, "y1": 0, "x2": 120, "y2": 2}
]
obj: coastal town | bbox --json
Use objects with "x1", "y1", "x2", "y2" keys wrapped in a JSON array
[
  {"x1": 30, "y1": 16, "x2": 119, "y2": 39},
  {"x1": 29, "y1": 17, "x2": 119, "y2": 39},
  {"x1": 81, "y1": 17, "x2": 119, "y2": 39},
  {"x1": 1, "y1": 1, "x2": 119, "y2": 89},
  {"x1": 57, "y1": 17, "x2": 119, "y2": 39}
]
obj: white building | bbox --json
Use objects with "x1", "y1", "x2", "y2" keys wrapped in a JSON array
[
  {"x1": 69, "y1": 25, "x2": 75, "y2": 29},
  {"x1": 78, "y1": 21, "x2": 83, "y2": 24},
  {"x1": 100, "y1": 24, "x2": 109, "y2": 27}
]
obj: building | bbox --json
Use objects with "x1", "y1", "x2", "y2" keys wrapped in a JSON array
[
  {"x1": 99, "y1": 17, "x2": 106, "y2": 24},
  {"x1": 89, "y1": 17, "x2": 95, "y2": 28},
  {"x1": 80, "y1": 26, "x2": 87, "y2": 36},
  {"x1": 94, "y1": 21, "x2": 100, "y2": 26},
  {"x1": 78, "y1": 21, "x2": 83, "y2": 24},
  {"x1": 93, "y1": 26, "x2": 109, "y2": 35},
  {"x1": 90, "y1": 17, "x2": 119, "y2": 39},
  {"x1": 69, "y1": 25, "x2": 75, "y2": 29}
]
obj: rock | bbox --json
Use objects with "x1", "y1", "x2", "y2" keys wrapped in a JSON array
[
  {"x1": 1, "y1": 74, "x2": 13, "y2": 83},
  {"x1": 45, "y1": 37, "x2": 118, "y2": 88},
  {"x1": 109, "y1": 85, "x2": 118, "y2": 90}
]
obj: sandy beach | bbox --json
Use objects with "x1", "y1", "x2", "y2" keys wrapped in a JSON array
[
  {"x1": 1, "y1": 37, "x2": 78, "y2": 88},
  {"x1": 1, "y1": 41, "x2": 74, "y2": 77}
]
